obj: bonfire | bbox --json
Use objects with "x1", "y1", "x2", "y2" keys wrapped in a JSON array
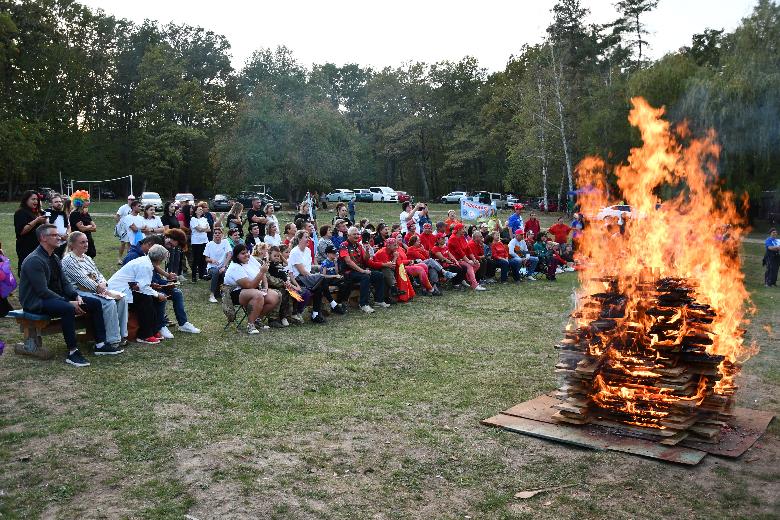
[{"x1": 553, "y1": 98, "x2": 757, "y2": 444}]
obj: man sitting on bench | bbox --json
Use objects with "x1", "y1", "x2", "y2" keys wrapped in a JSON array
[{"x1": 18, "y1": 224, "x2": 122, "y2": 366}]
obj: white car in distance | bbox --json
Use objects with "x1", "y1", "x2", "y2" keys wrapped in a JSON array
[
  {"x1": 326, "y1": 189, "x2": 355, "y2": 202},
  {"x1": 140, "y1": 191, "x2": 164, "y2": 210},
  {"x1": 369, "y1": 186, "x2": 398, "y2": 202},
  {"x1": 440, "y1": 191, "x2": 469, "y2": 204}
]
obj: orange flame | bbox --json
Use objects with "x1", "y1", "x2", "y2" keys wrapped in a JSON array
[{"x1": 574, "y1": 98, "x2": 756, "y2": 394}]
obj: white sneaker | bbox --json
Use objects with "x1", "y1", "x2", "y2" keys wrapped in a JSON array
[
  {"x1": 280, "y1": 318, "x2": 290, "y2": 327},
  {"x1": 178, "y1": 322, "x2": 201, "y2": 333},
  {"x1": 360, "y1": 305, "x2": 375, "y2": 314},
  {"x1": 527, "y1": 275, "x2": 537, "y2": 281},
  {"x1": 475, "y1": 285, "x2": 487, "y2": 291},
  {"x1": 290, "y1": 314, "x2": 304, "y2": 324},
  {"x1": 555, "y1": 267, "x2": 564, "y2": 274},
  {"x1": 208, "y1": 294, "x2": 218, "y2": 303},
  {"x1": 247, "y1": 324, "x2": 260, "y2": 334},
  {"x1": 375, "y1": 301, "x2": 391, "y2": 308},
  {"x1": 565, "y1": 266, "x2": 575, "y2": 272},
  {"x1": 443, "y1": 270, "x2": 457, "y2": 279},
  {"x1": 461, "y1": 281, "x2": 470, "y2": 288},
  {"x1": 159, "y1": 326, "x2": 174, "y2": 339}
]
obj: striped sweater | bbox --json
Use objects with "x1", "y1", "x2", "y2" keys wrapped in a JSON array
[{"x1": 61, "y1": 251, "x2": 105, "y2": 292}]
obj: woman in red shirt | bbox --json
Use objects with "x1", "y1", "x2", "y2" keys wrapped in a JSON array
[
  {"x1": 491, "y1": 231, "x2": 521, "y2": 282},
  {"x1": 372, "y1": 238, "x2": 416, "y2": 301},
  {"x1": 447, "y1": 223, "x2": 485, "y2": 290}
]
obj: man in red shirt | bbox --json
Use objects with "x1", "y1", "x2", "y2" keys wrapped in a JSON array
[
  {"x1": 430, "y1": 233, "x2": 466, "y2": 287},
  {"x1": 373, "y1": 238, "x2": 422, "y2": 300},
  {"x1": 468, "y1": 229, "x2": 493, "y2": 283},
  {"x1": 548, "y1": 216, "x2": 572, "y2": 245},
  {"x1": 338, "y1": 226, "x2": 388, "y2": 313},
  {"x1": 448, "y1": 223, "x2": 486, "y2": 291}
]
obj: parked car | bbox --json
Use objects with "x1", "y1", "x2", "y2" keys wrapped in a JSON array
[
  {"x1": 175, "y1": 193, "x2": 195, "y2": 204},
  {"x1": 353, "y1": 188, "x2": 373, "y2": 202},
  {"x1": 326, "y1": 189, "x2": 356, "y2": 202},
  {"x1": 235, "y1": 191, "x2": 282, "y2": 211},
  {"x1": 440, "y1": 191, "x2": 469, "y2": 204},
  {"x1": 369, "y1": 186, "x2": 398, "y2": 202},
  {"x1": 140, "y1": 191, "x2": 164, "y2": 210},
  {"x1": 506, "y1": 194, "x2": 520, "y2": 206},
  {"x1": 99, "y1": 189, "x2": 117, "y2": 199},
  {"x1": 396, "y1": 191, "x2": 414, "y2": 204},
  {"x1": 472, "y1": 191, "x2": 507, "y2": 209},
  {"x1": 209, "y1": 193, "x2": 233, "y2": 212}
]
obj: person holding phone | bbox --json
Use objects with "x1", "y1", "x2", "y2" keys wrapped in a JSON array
[{"x1": 15, "y1": 190, "x2": 48, "y2": 273}]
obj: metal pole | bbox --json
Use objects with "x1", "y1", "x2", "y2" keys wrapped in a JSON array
[
  {"x1": 130, "y1": 175, "x2": 133, "y2": 197},
  {"x1": 59, "y1": 171, "x2": 63, "y2": 195}
]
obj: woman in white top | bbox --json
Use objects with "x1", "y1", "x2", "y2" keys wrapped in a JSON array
[
  {"x1": 107, "y1": 244, "x2": 169, "y2": 344},
  {"x1": 189, "y1": 205, "x2": 211, "y2": 282},
  {"x1": 263, "y1": 222, "x2": 282, "y2": 247},
  {"x1": 264, "y1": 203, "x2": 279, "y2": 235},
  {"x1": 62, "y1": 231, "x2": 128, "y2": 347},
  {"x1": 141, "y1": 204, "x2": 164, "y2": 236},
  {"x1": 224, "y1": 243, "x2": 280, "y2": 334}
]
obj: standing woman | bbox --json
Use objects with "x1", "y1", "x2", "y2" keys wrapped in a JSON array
[
  {"x1": 14, "y1": 190, "x2": 48, "y2": 272},
  {"x1": 69, "y1": 190, "x2": 97, "y2": 258},
  {"x1": 226, "y1": 202, "x2": 245, "y2": 238},
  {"x1": 224, "y1": 244, "x2": 280, "y2": 334},
  {"x1": 189, "y1": 205, "x2": 210, "y2": 282},
  {"x1": 161, "y1": 201, "x2": 180, "y2": 230},
  {"x1": 141, "y1": 205, "x2": 164, "y2": 236},
  {"x1": 264, "y1": 203, "x2": 279, "y2": 236}
]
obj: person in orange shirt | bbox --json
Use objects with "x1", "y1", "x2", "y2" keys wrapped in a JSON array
[{"x1": 444, "y1": 210, "x2": 460, "y2": 235}]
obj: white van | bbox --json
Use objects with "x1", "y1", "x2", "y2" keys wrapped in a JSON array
[{"x1": 368, "y1": 186, "x2": 398, "y2": 202}]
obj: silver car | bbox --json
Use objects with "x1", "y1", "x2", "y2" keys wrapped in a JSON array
[{"x1": 140, "y1": 191, "x2": 164, "y2": 210}]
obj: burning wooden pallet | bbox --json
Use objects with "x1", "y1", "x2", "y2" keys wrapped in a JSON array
[{"x1": 553, "y1": 276, "x2": 738, "y2": 445}]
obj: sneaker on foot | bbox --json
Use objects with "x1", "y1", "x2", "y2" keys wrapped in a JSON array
[
  {"x1": 66, "y1": 349, "x2": 90, "y2": 367},
  {"x1": 280, "y1": 318, "x2": 290, "y2": 327},
  {"x1": 332, "y1": 304, "x2": 346, "y2": 315},
  {"x1": 137, "y1": 336, "x2": 160, "y2": 344},
  {"x1": 159, "y1": 326, "x2": 174, "y2": 339},
  {"x1": 526, "y1": 275, "x2": 537, "y2": 281},
  {"x1": 94, "y1": 343, "x2": 125, "y2": 356},
  {"x1": 154, "y1": 332, "x2": 164, "y2": 340},
  {"x1": 208, "y1": 294, "x2": 218, "y2": 303},
  {"x1": 268, "y1": 320, "x2": 285, "y2": 328},
  {"x1": 247, "y1": 324, "x2": 260, "y2": 334},
  {"x1": 475, "y1": 285, "x2": 487, "y2": 291},
  {"x1": 375, "y1": 301, "x2": 391, "y2": 308},
  {"x1": 178, "y1": 322, "x2": 201, "y2": 333},
  {"x1": 290, "y1": 314, "x2": 304, "y2": 324},
  {"x1": 443, "y1": 270, "x2": 456, "y2": 279},
  {"x1": 555, "y1": 267, "x2": 564, "y2": 274},
  {"x1": 311, "y1": 314, "x2": 327, "y2": 324},
  {"x1": 360, "y1": 305, "x2": 375, "y2": 314}
]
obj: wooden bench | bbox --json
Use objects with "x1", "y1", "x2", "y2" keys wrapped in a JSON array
[{"x1": 5, "y1": 309, "x2": 95, "y2": 355}]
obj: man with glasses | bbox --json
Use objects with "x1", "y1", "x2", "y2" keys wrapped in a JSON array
[
  {"x1": 18, "y1": 224, "x2": 121, "y2": 366},
  {"x1": 337, "y1": 226, "x2": 388, "y2": 313},
  {"x1": 44, "y1": 193, "x2": 69, "y2": 258}
]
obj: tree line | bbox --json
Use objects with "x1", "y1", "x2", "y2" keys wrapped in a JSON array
[{"x1": 1, "y1": 0, "x2": 778, "y2": 208}]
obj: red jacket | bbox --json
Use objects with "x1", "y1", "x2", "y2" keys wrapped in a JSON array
[
  {"x1": 491, "y1": 242, "x2": 509, "y2": 260},
  {"x1": 549, "y1": 223, "x2": 572, "y2": 244},
  {"x1": 468, "y1": 240, "x2": 484, "y2": 259},
  {"x1": 419, "y1": 232, "x2": 437, "y2": 251}
]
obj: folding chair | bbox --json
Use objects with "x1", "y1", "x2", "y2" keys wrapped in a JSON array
[{"x1": 221, "y1": 284, "x2": 248, "y2": 331}]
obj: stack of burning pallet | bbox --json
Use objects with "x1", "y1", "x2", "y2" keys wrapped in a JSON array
[{"x1": 553, "y1": 276, "x2": 737, "y2": 445}]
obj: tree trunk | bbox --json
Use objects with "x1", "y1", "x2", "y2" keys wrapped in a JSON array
[
  {"x1": 536, "y1": 78, "x2": 550, "y2": 211},
  {"x1": 549, "y1": 45, "x2": 574, "y2": 195},
  {"x1": 417, "y1": 153, "x2": 430, "y2": 201}
]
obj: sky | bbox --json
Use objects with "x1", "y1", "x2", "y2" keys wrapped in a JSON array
[{"x1": 78, "y1": 0, "x2": 759, "y2": 73}]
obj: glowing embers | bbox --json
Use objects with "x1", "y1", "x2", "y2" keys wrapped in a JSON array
[{"x1": 554, "y1": 277, "x2": 734, "y2": 443}]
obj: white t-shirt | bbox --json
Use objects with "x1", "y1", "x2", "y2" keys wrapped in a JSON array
[
  {"x1": 204, "y1": 239, "x2": 231, "y2": 268},
  {"x1": 116, "y1": 203, "x2": 131, "y2": 219},
  {"x1": 121, "y1": 214, "x2": 145, "y2": 244},
  {"x1": 399, "y1": 211, "x2": 411, "y2": 229},
  {"x1": 141, "y1": 216, "x2": 163, "y2": 233},
  {"x1": 263, "y1": 233, "x2": 281, "y2": 247},
  {"x1": 287, "y1": 245, "x2": 312, "y2": 278},
  {"x1": 190, "y1": 217, "x2": 210, "y2": 244},
  {"x1": 224, "y1": 257, "x2": 261, "y2": 286}
]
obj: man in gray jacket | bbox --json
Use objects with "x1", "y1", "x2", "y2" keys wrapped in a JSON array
[{"x1": 18, "y1": 224, "x2": 122, "y2": 367}]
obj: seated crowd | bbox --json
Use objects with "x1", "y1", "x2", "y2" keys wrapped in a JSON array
[{"x1": 10, "y1": 192, "x2": 577, "y2": 366}]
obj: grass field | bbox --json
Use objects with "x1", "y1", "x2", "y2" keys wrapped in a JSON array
[{"x1": 0, "y1": 202, "x2": 777, "y2": 519}]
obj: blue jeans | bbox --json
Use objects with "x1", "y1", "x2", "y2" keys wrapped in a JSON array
[
  {"x1": 155, "y1": 288, "x2": 188, "y2": 329},
  {"x1": 76, "y1": 290, "x2": 128, "y2": 344},
  {"x1": 523, "y1": 256, "x2": 539, "y2": 273},
  {"x1": 208, "y1": 266, "x2": 225, "y2": 298},
  {"x1": 342, "y1": 270, "x2": 384, "y2": 307},
  {"x1": 495, "y1": 258, "x2": 522, "y2": 281},
  {"x1": 39, "y1": 295, "x2": 106, "y2": 351}
]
